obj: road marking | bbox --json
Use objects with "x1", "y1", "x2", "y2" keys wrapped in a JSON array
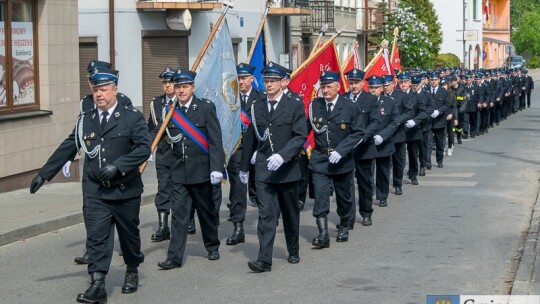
[{"x1": 419, "y1": 181, "x2": 478, "y2": 187}]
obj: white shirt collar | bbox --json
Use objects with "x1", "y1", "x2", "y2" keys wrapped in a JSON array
[
  {"x1": 179, "y1": 96, "x2": 193, "y2": 112},
  {"x1": 325, "y1": 95, "x2": 339, "y2": 106},
  {"x1": 98, "y1": 101, "x2": 118, "y2": 121}
]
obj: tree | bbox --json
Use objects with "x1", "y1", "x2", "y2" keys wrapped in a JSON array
[
  {"x1": 512, "y1": 11, "x2": 540, "y2": 67},
  {"x1": 511, "y1": 0, "x2": 540, "y2": 30}
]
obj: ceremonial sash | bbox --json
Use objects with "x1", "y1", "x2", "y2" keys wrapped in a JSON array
[
  {"x1": 240, "y1": 108, "x2": 251, "y2": 129},
  {"x1": 166, "y1": 106, "x2": 209, "y2": 154}
]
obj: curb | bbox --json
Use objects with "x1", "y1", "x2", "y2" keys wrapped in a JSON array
[
  {"x1": 0, "y1": 194, "x2": 156, "y2": 247},
  {"x1": 511, "y1": 186, "x2": 540, "y2": 294}
]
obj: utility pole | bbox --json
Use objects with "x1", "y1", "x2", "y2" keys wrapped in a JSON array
[{"x1": 463, "y1": 0, "x2": 467, "y2": 68}]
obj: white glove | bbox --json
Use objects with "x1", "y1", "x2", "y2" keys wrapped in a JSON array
[
  {"x1": 250, "y1": 151, "x2": 257, "y2": 165},
  {"x1": 328, "y1": 151, "x2": 342, "y2": 164},
  {"x1": 374, "y1": 135, "x2": 383, "y2": 146},
  {"x1": 147, "y1": 154, "x2": 153, "y2": 162},
  {"x1": 62, "y1": 161, "x2": 72, "y2": 178},
  {"x1": 431, "y1": 110, "x2": 440, "y2": 118},
  {"x1": 405, "y1": 120, "x2": 416, "y2": 128},
  {"x1": 267, "y1": 154, "x2": 285, "y2": 171},
  {"x1": 210, "y1": 171, "x2": 223, "y2": 184},
  {"x1": 239, "y1": 171, "x2": 249, "y2": 184}
]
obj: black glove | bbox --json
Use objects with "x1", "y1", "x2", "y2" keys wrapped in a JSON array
[
  {"x1": 30, "y1": 174, "x2": 45, "y2": 194},
  {"x1": 96, "y1": 164, "x2": 119, "y2": 182}
]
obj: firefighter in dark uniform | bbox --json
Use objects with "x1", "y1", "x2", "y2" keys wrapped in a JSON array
[
  {"x1": 428, "y1": 72, "x2": 451, "y2": 168},
  {"x1": 450, "y1": 75, "x2": 467, "y2": 145},
  {"x1": 478, "y1": 72, "x2": 491, "y2": 135},
  {"x1": 147, "y1": 67, "x2": 176, "y2": 242},
  {"x1": 71, "y1": 60, "x2": 133, "y2": 265},
  {"x1": 373, "y1": 75, "x2": 399, "y2": 207},
  {"x1": 464, "y1": 74, "x2": 480, "y2": 138},
  {"x1": 386, "y1": 73, "x2": 414, "y2": 195},
  {"x1": 239, "y1": 62, "x2": 307, "y2": 272},
  {"x1": 524, "y1": 69, "x2": 534, "y2": 108},
  {"x1": 350, "y1": 72, "x2": 382, "y2": 227},
  {"x1": 157, "y1": 69, "x2": 225, "y2": 269},
  {"x1": 30, "y1": 68, "x2": 151, "y2": 303},
  {"x1": 402, "y1": 73, "x2": 428, "y2": 185},
  {"x1": 414, "y1": 73, "x2": 434, "y2": 175},
  {"x1": 308, "y1": 71, "x2": 364, "y2": 248},
  {"x1": 222, "y1": 63, "x2": 259, "y2": 246}
]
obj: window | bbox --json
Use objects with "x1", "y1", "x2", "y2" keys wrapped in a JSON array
[
  {"x1": 0, "y1": 0, "x2": 38, "y2": 115},
  {"x1": 473, "y1": 0, "x2": 477, "y2": 20}
]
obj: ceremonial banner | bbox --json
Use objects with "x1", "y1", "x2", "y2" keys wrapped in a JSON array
[
  {"x1": 289, "y1": 42, "x2": 344, "y2": 155},
  {"x1": 249, "y1": 30, "x2": 266, "y2": 91},
  {"x1": 194, "y1": 20, "x2": 241, "y2": 164},
  {"x1": 392, "y1": 45, "x2": 401, "y2": 74},
  {"x1": 341, "y1": 41, "x2": 361, "y2": 92},
  {"x1": 363, "y1": 48, "x2": 391, "y2": 91}
]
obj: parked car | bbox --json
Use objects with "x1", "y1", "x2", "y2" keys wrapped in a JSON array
[{"x1": 506, "y1": 55, "x2": 526, "y2": 69}]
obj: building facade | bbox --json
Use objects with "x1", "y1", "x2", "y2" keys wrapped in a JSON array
[
  {"x1": 0, "y1": 0, "x2": 80, "y2": 192},
  {"x1": 481, "y1": 0, "x2": 511, "y2": 69}
]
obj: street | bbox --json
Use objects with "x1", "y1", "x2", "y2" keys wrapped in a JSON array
[{"x1": 1, "y1": 97, "x2": 540, "y2": 303}]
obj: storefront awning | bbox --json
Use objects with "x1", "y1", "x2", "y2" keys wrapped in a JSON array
[{"x1": 483, "y1": 37, "x2": 511, "y2": 45}]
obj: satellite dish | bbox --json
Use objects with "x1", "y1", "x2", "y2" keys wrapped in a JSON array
[{"x1": 166, "y1": 9, "x2": 192, "y2": 31}]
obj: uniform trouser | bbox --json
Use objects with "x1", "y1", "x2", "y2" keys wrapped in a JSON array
[
  {"x1": 406, "y1": 140, "x2": 420, "y2": 179},
  {"x1": 455, "y1": 112, "x2": 464, "y2": 139},
  {"x1": 432, "y1": 127, "x2": 445, "y2": 164},
  {"x1": 392, "y1": 141, "x2": 406, "y2": 187},
  {"x1": 154, "y1": 162, "x2": 172, "y2": 214},
  {"x1": 312, "y1": 170, "x2": 354, "y2": 222},
  {"x1": 446, "y1": 119, "x2": 454, "y2": 149},
  {"x1": 375, "y1": 156, "x2": 391, "y2": 201},
  {"x1": 520, "y1": 91, "x2": 526, "y2": 109},
  {"x1": 479, "y1": 108, "x2": 489, "y2": 132},
  {"x1": 489, "y1": 105, "x2": 496, "y2": 126},
  {"x1": 297, "y1": 153, "x2": 310, "y2": 204},
  {"x1": 513, "y1": 95, "x2": 520, "y2": 112},
  {"x1": 501, "y1": 98, "x2": 508, "y2": 119},
  {"x1": 168, "y1": 181, "x2": 220, "y2": 264},
  {"x1": 468, "y1": 111, "x2": 477, "y2": 134},
  {"x1": 351, "y1": 158, "x2": 374, "y2": 221},
  {"x1": 85, "y1": 196, "x2": 144, "y2": 274},
  {"x1": 419, "y1": 129, "x2": 432, "y2": 166},
  {"x1": 82, "y1": 193, "x2": 115, "y2": 255},
  {"x1": 248, "y1": 164, "x2": 257, "y2": 205},
  {"x1": 494, "y1": 102, "x2": 502, "y2": 124},
  {"x1": 527, "y1": 92, "x2": 532, "y2": 107},
  {"x1": 255, "y1": 181, "x2": 299, "y2": 265},
  {"x1": 222, "y1": 150, "x2": 247, "y2": 223}
]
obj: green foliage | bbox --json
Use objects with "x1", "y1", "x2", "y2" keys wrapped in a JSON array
[
  {"x1": 527, "y1": 54, "x2": 540, "y2": 68},
  {"x1": 398, "y1": 0, "x2": 442, "y2": 65},
  {"x1": 432, "y1": 53, "x2": 461, "y2": 69},
  {"x1": 510, "y1": 0, "x2": 540, "y2": 30},
  {"x1": 512, "y1": 11, "x2": 540, "y2": 58}
]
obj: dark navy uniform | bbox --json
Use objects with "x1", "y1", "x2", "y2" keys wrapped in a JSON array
[
  {"x1": 240, "y1": 69, "x2": 307, "y2": 267},
  {"x1": 244, "y1": 88, "x2": 262, "y2": 207},
  {"x1": 477, "y1": 78, "x2": 491, "y2": 134},
  {"x1": 404, "y1": 85, "x2": 428, "y2": 181},
  {"x1": 428, "y1": 78, "x2": 451, "y2": 167}
]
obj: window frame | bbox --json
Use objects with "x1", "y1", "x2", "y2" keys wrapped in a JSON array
[{"x1": 0, "y1": 0, "x2": 40, "y2": 116}]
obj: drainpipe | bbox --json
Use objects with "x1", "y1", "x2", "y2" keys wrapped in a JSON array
[
  {"x1": 109, "y1": 0, "x2": 115, "y2": 68},
  {"x1": 364, "y1": 0, "x2": 368, "y2": 64}
]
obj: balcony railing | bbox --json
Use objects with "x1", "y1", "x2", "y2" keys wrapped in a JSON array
[
  {"x1": 356, "y1": 7, "x2": 384, "y2": 32},
  {"x1": 483, "y1": 15, "x2": 510, "y2": 31},
  {"x1": 136, "y1": 0, "x2": 223, "y2": 10},
  {"x1": 300, "y1": 0, "x2": 334, "y2": 29}
]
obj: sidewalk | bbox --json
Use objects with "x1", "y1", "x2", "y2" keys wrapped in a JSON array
[{"x1": 0, "y1": 164, "x2": 158, "y2": 247}]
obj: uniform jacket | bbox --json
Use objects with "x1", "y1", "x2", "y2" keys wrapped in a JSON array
[
  {"x1": 39, "y1": 103, "x2": 151, "y2": 200},
  {"x1": 148, "y1": 94, "x2": 173, "y2": 166},
  {"x1": 158, "y1": 96, "x2": 224, "y2": 185},
  {"x1": 308, "y1": 95, "x2": 364, "y2": 175},
  {"x1": 429, "y1": 86, "x2": 451, "y2": 129},
  {"x1": 240, "y1": 92, "x2": 307, "y2": 183},
  {"x1": 526, "y1": 76, "x2": 535, "y2": 92},
  {"x1": 464, "y1": 83, "x2": 480, "y2": 113},
  {"x1": 387, "y1": 89, "x2": 414, "y2": 143},
  {"x1": 343, "y1": 91, "x2": 381, "y2": 160},
  {"x1": 404, "y1": 89, "x2": 428, "y2": 141},
  {"x1": 420, "y1": 89, "x2": 435, "y2": 132},
  {"x1": 477, "y1": 81, "x2": 491, "y2": 107},
  {"x1": 374, "y1": 95, "x2": 399, "y2": 158}
]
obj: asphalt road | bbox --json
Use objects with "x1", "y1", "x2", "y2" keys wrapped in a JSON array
[{"x1": 1, "y1": 95, "x2": 540, "y2": 303}]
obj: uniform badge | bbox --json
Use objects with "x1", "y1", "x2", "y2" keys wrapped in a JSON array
[
  {"x1": 115, "y1": 112, "x2": 120, "y2": 118},
  {"x1": 315, "y1": 124, "x2": 320, "y2": 128},
  {"x1": 319, "y1": 118, "x2": 323, "y2": 122},
  {"x1": 90, "y1": 132, "x2": 95, "y2": 138},
  {"x1": 192, "y1": 104, "x2": 198, "y2": 111},
  {"x1": 380, "y1": 108, "x2": 385, "y2": 115},
  {"x1": 92, "y1": 113, "x2": 96, "y2": 119},
  {"x1": 86, "y1": 141, "x2": 91, "y2": 146},
  {"x1": 341, "y1": 123, "x2": 346, "y2": 130},
  {"x1": 83, "y1": 135, "x2": 87, "y2": 140}
]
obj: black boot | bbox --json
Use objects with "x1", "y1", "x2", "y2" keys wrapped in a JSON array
[
  {"x1": 312, "y1": 217, "x2": 330, "y2": 248},
  {"x1": 151, "y1": 212, "x2": 170, "y2": 242},
  {"x1": 336, "y1": 219, "x2": 349, "y2": 242},
  {"x1": 226, "y1": 222, "x2": 245, "y2": 245},
  {"x1": 74, "y1": 251, "x2": 89, "y2": 265},
  {"x1": 188, "y1": 218, "x2": 196, "y2": 235},
  {"x1": 76, "y1": 272, "x2": 107, "y2": 304},
  {"x1": 121, "y1": 267, "x2": 138, "y2": 294}
]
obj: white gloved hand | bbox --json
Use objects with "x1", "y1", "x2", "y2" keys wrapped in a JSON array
[
  {"x1": 210, "y1": 171, "x2": 223, "y2": 184},
  {"x1": 328, "y1": 151, "x2": 342, "y2": 164},
  {"x1": 250, "y1": 151, "x2": 257, "y2": 165},
  {"x1": 374, "y1": 135, "x2": 383, "y2": 146},
  {"x1": 147, "y1": 154, "x2": 153, "y2": 162},
  {"x1": 239, "y1": 171, "x2": 249, "y2": 184},
  {"x1": 405, "y1": 120, "x2": 416, "y2": 128},
  {"x1": 62, "y1": 161, "x2": 72, "y2": 178},
  {"x1": 431, "y1": 110, "x2": 440, "y2": 118},
  {"x1": 267, "y1": 154, "x2": 285, "y2": 171}
]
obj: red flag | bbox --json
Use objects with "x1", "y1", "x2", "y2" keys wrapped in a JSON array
[
  {"x1": 289, "y1": 43, "x2": 344, "y2": 155},
  {"x1": 363, "y1": 48, "x2": 391, "y2": 91},
  {"x1": 341, "y1": 42, "x2": 361, "y2": 92},
  {"x1": 392, "y1": 45, "x2": 401, "y2": 73}
]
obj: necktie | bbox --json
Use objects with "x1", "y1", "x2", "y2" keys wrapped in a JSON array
[
  {"x1": 353, "y1": 94, "x2": 357, "y2": 102},
  {"x1": 268, "y1": 100, "x2": 277, "y2": 117},
  {"x1": 167, "y1": 99, "x2": 173, "y2": 106},
  {"x1": 181, "y1": 106, "x2": 188, "y2": 114},
  {"x1": 432, "y1": 88, "x2": 436, "y2": 95},
  {"x1": 241, "y1": 94, "x2": 247, "y2": 109},
  {"x1": 327, "y1": 103, "x2": 333, "y2": 116},
  {"x1": 100, "y1": 111, "x2": 109, "y2": 130}
]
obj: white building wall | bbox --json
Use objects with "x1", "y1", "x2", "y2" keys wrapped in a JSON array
[{"x1": 78, "y1": 0, "x2": 286, "y2": 107}]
